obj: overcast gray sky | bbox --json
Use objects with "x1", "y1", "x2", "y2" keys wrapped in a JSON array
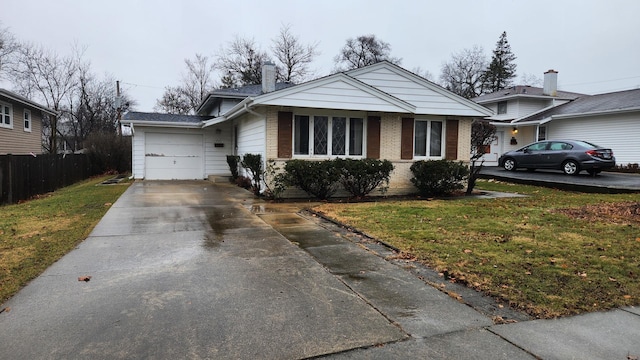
[{"x1": 3, "y1": 0, "x2": 640, "y2": 112}]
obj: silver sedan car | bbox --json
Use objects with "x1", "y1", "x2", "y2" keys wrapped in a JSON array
[{"x1": 498, "y1": 139, "x2": 615, "y2": 175}]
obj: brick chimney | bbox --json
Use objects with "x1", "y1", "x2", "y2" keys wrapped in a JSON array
[
  {"x1": 543, "y1": 69, "x2": 558, "y2": 96},
  {"x1": 261, "y1": 62, "x2": 276, "y2": 93}
]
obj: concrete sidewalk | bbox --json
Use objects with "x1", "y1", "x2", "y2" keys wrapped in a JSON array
[{"x1": 1, "y1": 181, "x2": 639, "y2": 359}]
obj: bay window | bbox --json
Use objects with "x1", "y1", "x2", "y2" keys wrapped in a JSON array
[
  {"x1": 294, "y1": 114, "x2": 365, "y2": 157},
  {"x1": 414, "y1": 119, "x2": 443, "y2": 157}
]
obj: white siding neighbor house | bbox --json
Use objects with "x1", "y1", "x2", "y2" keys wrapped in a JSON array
[
  {"x1": 123, "y1": 61, "x2": 493, "y2": 194},
  {"x1": 473, "y1": 70, "x2": 640, "y2": 166}
]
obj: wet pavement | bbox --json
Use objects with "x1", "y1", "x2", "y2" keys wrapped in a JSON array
[
  {"x1": 1, "y1": 180, "x2": 639, "y2": 359},
  {"x1": 480, "y1": 166, "x2": 640, "y2": 193}
]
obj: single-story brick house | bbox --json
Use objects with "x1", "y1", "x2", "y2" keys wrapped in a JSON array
[{"x1": 122, "y1": 61, "x2": 492, "y2": 195}]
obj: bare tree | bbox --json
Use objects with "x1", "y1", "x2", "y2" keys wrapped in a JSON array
[
  {"x1": 8, "y1": 43, "x2": 80, "y2": 153},
  {"x1": 154, "y1": 86, "x2": 192, "y2": 114},
  {"x1": 182, "y1": 54, "x2": 216, "y2": 110},
  {"x1": 520, "y1": 73, "x2": 543, "y2": 86},
  {"x1": 466, "y1": 120, "x2": 497, "y2": 195},
  {"x1": 66, "y1": 64, "x2": 134, "y2": 151},
  {"x1": 411, "y1": 66, "x2": 435, "y2": 82},
  {"x1": 156, "y1": 54, "x2": 216, "y2": 114},
  {"x1": 215, "y1": 36, "x2": 269, "y2": 87},
  {"x1": 334, "y1": 34, "x2": 401, "y2": 71},
  {"x1": 271, "y1": 24, "x2": 318, "y2": 83},
  {"x1": 439, "y1": 45, "x2": 488, "y2": 99},
  {"x1": 0, "y1": 22, "x2": 18, "y2": 80}
]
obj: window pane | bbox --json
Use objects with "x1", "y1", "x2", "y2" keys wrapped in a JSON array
[
  {"x1": 294, "y1": 115, "x2": 309, "y2": 155},
  {"x1": 537, "y1": 126, "x2": 546, "y2": 141},
  {"x1": 313, "y1": 116, "x2": 328, "y2": 155},
  {"x1": 414, "y1": 121, "x2": 427, "y2": 156},
  {"x1": 430, "y1": 121, "x2": 442, "y2": 156},
  {"x1": 349, "y1": 118, "x2": 363, "y2": 156},
  {"x1": 332, "y1": 117, "x2": 346, "y2": 155}
]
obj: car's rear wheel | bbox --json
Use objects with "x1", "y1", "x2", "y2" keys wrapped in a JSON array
[
  {"x1": 562, "y1": 160, "x2": 580, "y2": 175},
  {"x1": 503, "y1": 158, "x2": 517, "y2": 171}
]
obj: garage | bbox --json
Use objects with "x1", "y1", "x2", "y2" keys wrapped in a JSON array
[{"x1": 144, "y1": 132, "x2": 204, "y2": 180}]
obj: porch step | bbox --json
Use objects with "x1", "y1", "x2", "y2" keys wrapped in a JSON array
[{"x1": 208, "y1": 175, "x2": 232, "y2": 183}]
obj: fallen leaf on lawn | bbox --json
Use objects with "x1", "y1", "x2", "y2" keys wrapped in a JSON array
[
  {"x1": 78, "y1": 276, "x2": 92, "y2": 282},
  {"x1": 436, "y1": 218, "x2": 442, "y2": 221},
  {"x1": 525, "y1": 249, "x2": 533, "y2": 254},
  {"x1": 463, "y1": 249, "x2": 472, "y2": 253},
  {"x1": 578, "y1": 272, "x2": 587, "y2": 277},
  {"x1": 609, "y1": 277, "x2": 618, "y2": 282},
  {"x1": 525, "y1": 271, "x2": 532, "y2": 275},
  {"x1": 624, "y1": 295, "x2": 632, "y2": 299},
  {"x1": 0, "y1": 307, "x2": 10, "y2": 314},
  {"x1": 104, "y1": 203, "x2": 112, "y2": 206}
]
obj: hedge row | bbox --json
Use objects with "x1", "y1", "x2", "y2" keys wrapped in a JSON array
[{"x1": 228, "y1": 155, "x2": 469, "y2": 200}]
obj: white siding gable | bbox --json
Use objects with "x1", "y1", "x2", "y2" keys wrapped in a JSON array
[
  {"x1": 348, "y1": 64, "x2": 491, "y2": 117},
  {"x1": 256, "y1": 75, "x2": 414, "y2": 113}
]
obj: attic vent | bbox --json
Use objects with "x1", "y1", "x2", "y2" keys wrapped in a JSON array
[{"x1": 522, "y1": 88, "x2": 527, "y2": 93}]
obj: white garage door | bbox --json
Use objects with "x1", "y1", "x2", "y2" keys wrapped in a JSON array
[{"x1": 145, "y1": 133, "x2": 203, "y2": 180}]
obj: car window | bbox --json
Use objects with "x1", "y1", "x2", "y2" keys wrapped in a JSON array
[
  {"x1": 526, "y1": 142, "x2": 548, "y2": 151},
  {"x1": 549, "y1": 142, "x2": 572, "y2": 150}
]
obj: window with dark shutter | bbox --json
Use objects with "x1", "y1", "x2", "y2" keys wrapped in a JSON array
[
  {"x1": 277, "y1": 111, "x2": 293, "y2": 158},
  {"x1": 366, "y1": 116, "x2": 380, "y2": 159}
]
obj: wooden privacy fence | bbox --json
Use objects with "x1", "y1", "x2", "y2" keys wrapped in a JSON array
[{"x1": 0, "y1": 153, "x2": 98, "y2": 205}]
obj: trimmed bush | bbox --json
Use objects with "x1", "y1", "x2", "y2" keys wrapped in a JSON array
[
  {"x1": 241, "y1": 153, "x2": 263, "y2": 195},
  {"x1": 282, "y1": 159, "x2": 341, "y2": 200},
  {"x1": 226, "y1": 155, "x2": 240, "y2": 180},
  {"x1": 335, "y1": 158, "x2": 394, "y2": 198},
  {"x1": 410, "y1": 160, "x2": 469, "y2": 196}
]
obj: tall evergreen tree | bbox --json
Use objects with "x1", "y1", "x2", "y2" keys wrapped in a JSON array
[{"x1": 482, "y1": 31, "x2": 517, "y2": 93}]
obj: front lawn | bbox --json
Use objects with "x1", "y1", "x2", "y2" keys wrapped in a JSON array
[
  {"x1": 313, "y1": 180, "x2": 640, "y2": 318},
  {"x1": 0, "y1": 176, "x2": 130, "y2": 304}
]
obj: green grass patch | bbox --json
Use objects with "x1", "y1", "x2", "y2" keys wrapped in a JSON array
[
  {"x1": 314, "y1": 179, "x2": 640, "y2": 318},
  {"x1": 0, "y1": 176, "x2": 130, "y2": 303}
]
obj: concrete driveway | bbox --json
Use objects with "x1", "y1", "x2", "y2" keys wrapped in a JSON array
[
  {"x1": 1, "y1": 181, "x2": 639, "y2": 359},
  {"x1": 480, "y1": 166, "x2": 640, "y2": 192}
]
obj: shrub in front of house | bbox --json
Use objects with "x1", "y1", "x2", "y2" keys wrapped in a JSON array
[
  {"x1": 226, "y1": 155, "x2": 241, "y2": 181},
  {"x1": 241, "y1": 153, "x2": 263, "y2": 195},
  {"x1": 335, "y1": 158, "x2": 394, "y2": 198},
  {"x1": 410, "y1": 159, "x2": 469, "y2": 196},
  {"x1": 282, "y1": 159, "x2": 341, "y2": 200}
]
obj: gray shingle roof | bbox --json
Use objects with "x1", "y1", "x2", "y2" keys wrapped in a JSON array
[
  {"x1": 515, "y1": 88, "x2": 640, "y2": 123},
  {"x1": 122, "y1": 111, "x2": 213, "y2": 123},
  {"x1": 473, "y1": 86, "x2": 584, "y2": 103}
]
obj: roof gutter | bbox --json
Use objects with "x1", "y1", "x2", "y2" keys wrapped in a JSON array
[
  {"x1": 0, "y1": 90, "x2": 58, "y2": 116},
  {"x1": 119, "y1": 120, "x2": 201, "y2": 128},
  {"x1": 551, "y1": 107, "x2": 640, "y2": 120}
]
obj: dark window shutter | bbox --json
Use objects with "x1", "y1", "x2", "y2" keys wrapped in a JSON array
[
  {"x1": 401, "y1": 117, "x2": 414, "y2": 160},
  {"x1": 445, "y1": 119, "x2": 459, "y2": 160},
  {"x1": 366, "y1": 116, "x2": 381, "y2": 159},
  {"x1": 277, "y1": 111, "x2": 293, "y2": 158}
]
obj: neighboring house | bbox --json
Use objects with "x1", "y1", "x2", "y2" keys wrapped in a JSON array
[
  {"x1": 474, "y1": 71, "x2": 640, "y2": 166},
  {"x1": 512, "y1": 88, "x2": 640, "y2": 165},
  {"x1": 122, "y1": 61, "x2": 492, "y2": 195},
  {"x1": 0, "y1": 88, "x2": 58, "y2": 155},
  {"x1": 472, "y1": 70, "x2": 584, "y2": 166}
]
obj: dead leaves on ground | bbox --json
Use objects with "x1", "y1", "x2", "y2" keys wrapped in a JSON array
[{"x1": 555, "y1": 202, "x2": 640, "y2": 225}]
